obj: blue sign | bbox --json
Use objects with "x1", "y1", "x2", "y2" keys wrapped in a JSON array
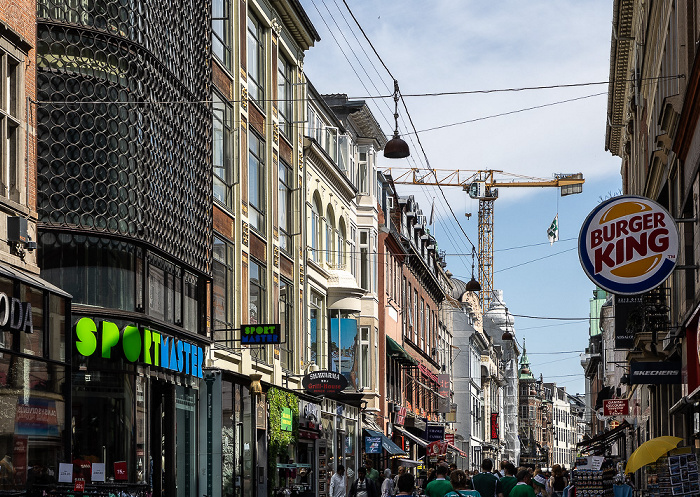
[{"x1": 365, "y1": 436, "x2": 382, "y2": 454}]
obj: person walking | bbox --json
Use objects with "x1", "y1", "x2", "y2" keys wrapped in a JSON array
[
  {"x1": 393, "y1": 466, "x2": 406, "y2": 495},
  {"x1": 395, "y1": 473, "x2": 416, "y2": 497},
  {"x1": 532, "y1": 475, "x2": 548, "y2": 497},
  {"x1": 381, "y1": 469, "x2": 394, "y2": 497},
  {"x1": 365, "y1": 460, "x2": 381, "y2": 487},
  {"x1": 425, "y1": 465, "x2": 454, "y2": 497},
  {"x1": 471, "y1": 459, "x2": 504, "y2": 497},
  {"x1": 548, "y1": 465, "x2": 567, "y2": 497},
  {"x1": 350, "y1": 467, "x2": 378, "y2": 497},
  {"x1": 499, "y1": 463, "x2": 518, "y2": 497},
  {"x1": 331, "y1": 465, "x2": 347, "y2": 497},
  {"x1": 444, "y1": 470, "x2": 480, "y2": 497},
  {"x1": 508, "y1": 470, "x2": 536, "y2": 497}
]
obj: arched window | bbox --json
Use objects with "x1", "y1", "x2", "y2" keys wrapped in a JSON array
[
  {"x1": 326, "y1": 205, "x2": 335, "y2": 265},
  {"x1": 311, "y1": 195, "x2": 322, "y2": 263},
  {"x1": 338, "y1": 219, "x2": 346, "y2": 270}
]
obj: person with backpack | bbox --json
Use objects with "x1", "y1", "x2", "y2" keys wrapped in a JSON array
[
  {"x1": 471, "y1": 459, "x2": 504, "y2": 497},
  {"x1": 548, "y1": 465, "x2": 567, "y2": 497},
  {"x1": 444, "y1": 470, "x2": 480, "y2": 497}
]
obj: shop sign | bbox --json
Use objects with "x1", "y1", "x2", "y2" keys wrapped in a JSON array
[
  {"x1": 609, "y1": 420, "x2": 621, "y2": 430},
  {"x1": 240, "y1": 323, "x2": 281, "y2": 344},
  {"x1": 0, "y1": 292, "x2": 33, "y2": 334},
  {"x1": 394, "y1": 406, "x2": 407, "y2": 426},
  {"x1": 74, "y1": 317, "x2": 204, "y2": 378},
  {"x1": 603, "y1": 399, "x2": 629, "y2": 417},
  {"x1": 490, "y1": 413, "x2": 499, "y2": 439},
  {"x1": 630, "y1": 361, "x2": 682, "y2": 384},
  {"x1": 365, "y1": 436, "x2": 382, "y2": 454},
  {"x1": 578, "y1": 195, "x2": 678, "y2": 295},
  {"x1": 302, "y1": 370, "x2": 348, "y2": 395},
  {"x1": 427, "y1": 440, "x2": 447, "y2": 458},
  {"x1": 15, "y1": 399, "x2": 59, "y2": 437},
  {"x1": 425, "y1": 423, "x2": 445, "y2": 441},
  {"x1": 445, "y1": 433, "x2": 455, "y2": 445},
  {"x1": 419, "y1": 364, "x2": 438, "y2": 383},
  {"x1": 281, "y1": 407, "x2": 293, "y2": 431},
  {"x1": 614, "y1": 295, "x2": 643, "y2": 349},
  {"x1": 114, "y1": 461, "x2": 127, "y2": 480}
]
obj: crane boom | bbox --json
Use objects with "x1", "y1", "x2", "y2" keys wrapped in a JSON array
[{"x1": 384, "y1": 168, "x2": 585, "y2": 312}]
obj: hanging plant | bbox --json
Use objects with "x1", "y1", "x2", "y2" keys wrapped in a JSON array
[{"x1": 267, "y1": 387, "x2": 299, "y2": 497}]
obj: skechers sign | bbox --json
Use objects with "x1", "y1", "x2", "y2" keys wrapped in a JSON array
[
  {"x1": 579, "y1": 196, "x2": 678, "y2": 295},
  {"x1": 75, "y1": 318, "x2": 203, "y2": 378}
]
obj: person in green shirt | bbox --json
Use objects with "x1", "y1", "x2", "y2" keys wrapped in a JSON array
[
  {"x1": 471, "y1": 459, "x2": 504, "y2": 497},
  {"x1": 425, "y1": 465, "x2": 453, "y2": 497},
  {"x1": 508, "y1": 470, "x2": 536, "y2": 497},
  {"x1": 499, "y1": 463, "x2": 518, "y2": 497},
  {"x1": 365, "y1": 460, "x2": 380, "y2": 487}
]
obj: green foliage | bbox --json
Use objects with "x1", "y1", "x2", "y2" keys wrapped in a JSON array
[{"x1": 267, "y1": 388, "x2": 299, "y2": 496}]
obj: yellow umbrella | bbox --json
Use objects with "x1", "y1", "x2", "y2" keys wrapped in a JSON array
[{"x1": 625, "y1": 436, "x2": 683, "y2": 474}]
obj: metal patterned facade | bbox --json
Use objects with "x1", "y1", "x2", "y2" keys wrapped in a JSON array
[{"x1": 35, "y1": 0, "x2": 212, "y2": 274}]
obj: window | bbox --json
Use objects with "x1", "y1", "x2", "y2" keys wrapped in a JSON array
[
  {"x1": 413, "y1": 289, "x2": 418, "y2": 343},
  {"x1": 280, "y1": 278, "x2": 294, "y2": 370},
  {"x1": 309, "y1": 291, "x2": 323, "y2": 366},
  {"x1": 349, "y1": 224, "x2": 356, "y2": 277},
  {"x1": 212, "y1": 0, "x2": 231, "y2": 68},
  {"x1": 420, "y1": 299, "x2": 425, "y2": 350},
  {"x1": 338, "y1": 220, "x2": 346, "y2": 270},
  {"x1": 358, "y1": 150, "x2": 368, "y2": 194},
  {"x1": 360, "y1": 326, "x2": 370, "y2": 389},
  {"x1": 326, "y1": 206, "x2": 335, "y2": 266},
  {"x1": 249, "y1": 259, "x2": 266, "y2": 324},
  {"x1": 311, "y1": 196, "x2": 322, "y2": 263},
  {"x1": 359, "y1": 230, "x2": 369, "y2": 290},
  {"x1": 278, "y1": 160, "x2": 292, "y2": 254},
  {"x1": 213, "y1": 91, "x2": 233, "y2": 207},
  {"x1": 248, "y1": 130, "x2": 265, "y2": 232},
  {"x1": 247, "y1": 14, "x2": 265, "y2": 109},
  {"x1": 278, "y1": 55, "x2": 293, "y2": 138},
  {"x1": 0, "y1": 46, "x2": 20, "y2": 201},
  {"x1": 213, "y1": 236, "x2": 234, "y2": 347}
]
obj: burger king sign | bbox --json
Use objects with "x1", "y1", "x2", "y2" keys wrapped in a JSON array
[{"x1": 579, "y1": 196, "x2": 678, "y2": 295}]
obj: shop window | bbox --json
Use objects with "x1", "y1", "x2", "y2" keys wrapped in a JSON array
[
  {"x1": 213, "y1": 236, "x2": 234, "y2": 347},
  {"x1": 213, "y1": 91, "x2": 233, "y2": 208},
  {"x1": 279, "y1": 278, "x2": 293, "y2": 370},
  {"x1": 248, "y1": 130, "x2": 265, "y2": 233},
  {"x1": 176, "y1": 385, "x2": 197, "y2": 497}
]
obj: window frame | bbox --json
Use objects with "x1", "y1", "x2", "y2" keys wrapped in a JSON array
[
  {"x1": 0, "y1": 44, "x2": 21, "y2": 202},
  {"x1": 213, "y1": 91, "x2": 233, "y2": 207},
  {"x1": 277, "y1": 54, "x2": 293, "y2": 139},
  {"x1": 212, "y1": 0, "x2": 232, "y2": 69},
  {"x1": 213, "y1": 235, "x2": 235, "y2": 347},
  {"x1": 248, "y1": 129, "x2": 266, "y2": 234},
  {"x1": 279, "y1": 277, "x2": 294, "y2": 370},
  {"x1": 247, "y1": 13, "x2": 265, "y2": 110},
  {"x1": 278, "y1": 159, "x2": 293, "y2": 254}
]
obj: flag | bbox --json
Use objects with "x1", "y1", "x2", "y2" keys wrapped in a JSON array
[
  {"x1": 429, "y1": 198, "x2": 435, "y2": 225},
  {"x1": 547, "y1": 214, "x2": 559, "y2": 245}
]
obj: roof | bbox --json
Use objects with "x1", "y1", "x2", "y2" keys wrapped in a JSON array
[{"x1": 269, "y1": 0, "x2": 321, "y2": 51}]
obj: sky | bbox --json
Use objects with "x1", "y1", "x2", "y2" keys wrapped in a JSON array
[{"x1": 299, "y1": 0, "x2": 622, "y2": 397}]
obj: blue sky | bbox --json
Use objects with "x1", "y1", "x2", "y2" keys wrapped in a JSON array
[{"x1": 300, "y1": 0, "x2": 622, "y2": 396}]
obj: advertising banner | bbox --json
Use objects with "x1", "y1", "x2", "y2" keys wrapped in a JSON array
[
  {"x1": 603, "y1": 399, "x2": 629, "y2": 417},
  {"x1": 629, "y1": 361, "x2": 682, "y2": 384},
  {"x1": 490, "y1": 413, "x2": 499, "y2": 439},
  {"x1": 614, "y1": 295, "x2": 643, "y2": 349}
]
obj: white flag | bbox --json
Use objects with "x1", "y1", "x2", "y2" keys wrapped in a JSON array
[{"x1": 547, "y1": 214, "x2": 559, "y2": 245}]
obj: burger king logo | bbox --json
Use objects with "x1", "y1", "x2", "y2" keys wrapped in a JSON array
[{"x1": 579, "y1": 196, "x2": 678, "y2": 295}]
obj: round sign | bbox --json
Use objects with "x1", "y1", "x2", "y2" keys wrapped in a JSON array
[
  {"x1": 301, "y1": 370, "x2": 348, "y2": 395},
  {"x1": 579, "y1": 195, "x2": 678, "y2": 295}
]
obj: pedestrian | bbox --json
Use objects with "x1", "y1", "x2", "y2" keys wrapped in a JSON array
[
  {"x1": 381, "y1": 469, "x2": 394, "y2": 497},
  {"x1": 395, "y1": 472, "x2": 416, "y2": 497},
  {"x1": 508, "y1": 470, "x2": 536, "y2": 497},
  {"x1": 393, "y1": 466, "x2": 406, "y2": 495},
  {"x1": 444, "y1": 470, "x2": 480, "y2": 497},
  {"x1": 498, "y1": 460, "x2": 510, "y2": 479},
  {"x1": 548, "y1": 465, "x2": 567, "y2": 497},
  {"x1": 366, "y1": 460, "x2": 381, "y2": 487},
  {"x1": 349, "y1": 467, "x2": 378, "y2": 497},
  {"x1": 499, "y1": 463, "x2": 518, "y2": 497},
  {"x1": 425, "y1": 465, "x2": 453, "y2": 497},
  {"x1": 471, "y1": 459, "x2": 504, "y2": 497},
  {"x1": 331, "y1": 465, "x2": 347, "y2": 497},
  {"x1": 532, "y1": 474, "x2": 547, "y2": 497}
]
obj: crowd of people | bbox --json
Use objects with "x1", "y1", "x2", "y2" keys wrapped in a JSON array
[{"x1": 330, "y1": 459, "x2": 572, "y2": 497}]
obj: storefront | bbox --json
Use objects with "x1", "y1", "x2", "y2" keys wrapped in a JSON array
[
  {"x1": 319, "y1": 398, "x2": 359, "y2": 493},
  {"x1": 0, "y1": 265, "x2": 71, "y2": 493}
]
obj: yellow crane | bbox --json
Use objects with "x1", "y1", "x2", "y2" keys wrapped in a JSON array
[{"x1": 384, "y1": 169, "x2": 585, "y2": 312}]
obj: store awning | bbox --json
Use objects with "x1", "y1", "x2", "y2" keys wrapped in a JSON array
[
  {"x1": 365, "y1": 429, "x2": 407, "y2": 456},
  {"x1": 447, "y1": 444, "x2": 466, "y2": 457},
  {"x1": 576, "y1": 420, "x2": 630, "y2": 454},
  {"x1": 394, "y1": 458, "x2": 422, "y2": 468},
  {"x1": 0, "y1": 263, "x2": 71, "y2": 298},
  {"x1": 394, "y1": 425, "x2": 428, "y2": 448},
  {"x1": 386, "y1": 336, "x2": 418, "y2": 367}
]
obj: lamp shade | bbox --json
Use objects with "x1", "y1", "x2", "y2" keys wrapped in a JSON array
[{"x1": 384, "y1": 135, "x2": 410, "y2": 159}]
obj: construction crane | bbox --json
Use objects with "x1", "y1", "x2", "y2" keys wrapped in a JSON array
[{"x1": 384, "y1": 169, "x2": 585, "y2": 312}]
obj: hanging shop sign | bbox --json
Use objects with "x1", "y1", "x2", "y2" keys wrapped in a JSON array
[
  {"x1": 0, "y1": 292, "x2": 33, "y2": 334},
  {"x1": 427, "y1": 440, "x2": 448, "y2": 458},
  {"x1": 490, "y1": 413, "x2": 499, "y2": 439},
  {"x1": 614, "y1": 295, "x2": 643, "y2": 349},
  {"x1": 240, "y1": 323, "x2": 281, "y2": 344},
  {"x1": 426, "y1": 423, "x2": 445, "y2": 442},
  {"x1": 302, "y1": 370, "x2": 348, "y2": 395},
  {"x1": 578, "y1": 196, "x2": 678, "y2": 295},
  {"x1": 365, "y1": 436, "x2": 382, "y2": 454},
  {"x1": 74, "y1": 317, "x2": 204, "y2": 378},
  {"x1": 394, "y1": 406, "x2": 407, "y2": 426},
  {"x1": 629, "y1": 361, "x2": 682, "y2": 384},
  {"x1": 603, "y1": 399, "x2": 629, "y2": 417},
  {"x1": 281, "y1": 407, "x2": 293, "y2": 432}
]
